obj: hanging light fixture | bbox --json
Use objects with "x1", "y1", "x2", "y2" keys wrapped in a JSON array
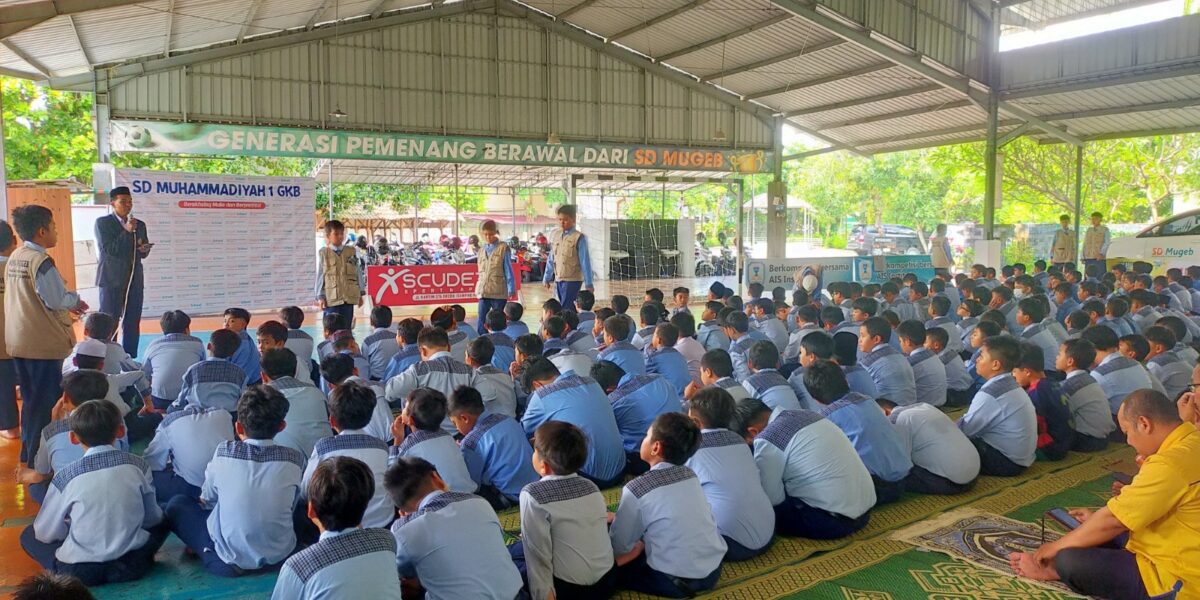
[{"x1": 327, "y1": 0, "x2": 348, "y2": 119}]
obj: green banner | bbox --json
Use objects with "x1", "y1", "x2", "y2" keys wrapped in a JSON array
[{"x1": 111, "y1": 120, "x2": 770, "y2": 173}]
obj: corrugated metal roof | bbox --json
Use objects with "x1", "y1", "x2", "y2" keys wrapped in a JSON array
[{"x1": 313, "y1": 159, "x2": 734, "y2": 189}]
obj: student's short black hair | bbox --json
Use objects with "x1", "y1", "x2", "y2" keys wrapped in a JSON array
[
  {"x1": 1016, "y1": 297, "x2": 1047, "y2": 323},
  {"x1": 803, "y1": 359, "x2": 850, "y2": 404},
  {"x1": 383, "y1": 456, "x2": 438, "y2": 510},
  {"x1": 688, "y1": 387, "x2": 735, "y2": 429},
  {"x1": 484, "y1": 309, "x2": 508, "y2": 334},
  {"x1": 430, "y1": 306, "x2": 455, "y2": 330},
  {"x1": 589, "y1": 360, "x2": 626, "y2": 390},
  {"x1": 320, "y1": 352, "x2": 355, "y2": 385},
  {"x1": 981, "y1": 335, "x2": 1020, "y2": 371},
  {"x1": 560, "y1": 310, "x2": 580, "y2": 331},
  {"x1": 747, "y1": 340, "x2": 779, "y2": 371},
  {"x1": 879, "y1": 309, "x2": 900, "y2": 327},
  {"x1": 930, "y1": 295, "x2": 951, "y2": 317},
  {"x1": 329, "y1": 381, "x2": 376, "y2": 430},
  {"x1": 504, "y1": 302, "x2": 525, "y2": 322},
  {"x1": 533, "y1": 421, "x2": 589, "y2": 475},
  {"x1": 542, "y1": 298, "x2": 563, "y2": 316},
  {"x1": 1065, "y1": 310, "x2": 1090, "y2": 331},
  {"x1": 83, "y1": 312, "x2": 117, "y2": 341},
  {"x1": 929, "y1": 278, "x2": 946, "y2": 293},
  {"x1": 1080, "y1": 324, "x2": 1119, "y2": 351},
  {"x1": 62, "y1": 370, "x2": 108, "y2": 406},
  {"x1": 69, "y1": 400, "x2": 122, "y2": 447},
  {"x1": 332, "y1": 334, "x2": 356, "y2": 353},
  {"x1": 323, "y1": 219, "x2": 346, "y2": 234},
  {"x1": 595, "y1": 307, "x2": 615, "y2": 325},
  {"x1": 519, "y1": 356, "x2": 561, "y2": 392},
  {"x1": 310, "y1": 456, "x2": 374, "y2": 531},
  {"x1": 674, "y1": 286, "x2": 691, "y2": 298},
  {"x1": 209, "y1": 328, "x2": 241, "y2": 359},
  {"x1": 861, "y1": 316, "x2": 891, "y2": 343},
  {"x1": 257, "y1": 320, "x2": 288, "y2": 344},
  {"x1": 406, "y1": 388, "x2": 448, "y2": 431},
  {"x1": 1060, "y1": 338, "x2": 1096, "y2": 370},
  {"x1": 720, "y1": 310, "x2": 750, "y2": 333},
  {"x1": 450, "y1": 305, "x2": 467, "y2": 324},
  {"x1": 1107, "y1": 297, "x2": 1131, "y2": 318},
  {"x1": 798, "y1": 330, "x2": 833, "y2": 359},
  {"x1": 1155, "y1": 315, "x2": 1188, "y2": 343},
  {"x1": 731, "y1": 397, "x2": 772, "y2": 438},
  {"x1": 278, "y1": 306, "x2": 305, "y2": 329},
  {"x1": 223, "y1": 307, "x2": 251, "y2": 323},
  {"x1": 974, "y1": 319, "x2": 1003, "y2": 340},
  {"x1": 795, "y1": 304, "x2": 819, "y2": 324},
  {"x1": 159, "y1": 310, "x2": 191, "y2": 334},
  {"x1": 747, "y1": 282, "x2": 764, "y2": 298},
  {"x1": 1144, "y1": 325, "x2": 1176, "y2": 350},
  {"x1": 576, "y1": 290, "x2": 595, "y2": 310},
  {"x1": 910, "y1": 281, "x2": 929, "y2": 298},
  {"x1": 700, "y1": 349, "x2": 734, "y2": 378},
  {"x1": 670, "y1": 311, "x2": 696, "y2": 337},
  {"x1": 896, "y1": 320, "x2": 926, "y2": 345},
  {"x1": 792, "y1": 288, "x2": 810, "y2": 306},
  {"x1": 1119, "y1": 334, "x2": 1150, "y2": 361},
  {"x1": 850, "y1": 297, "x2": 878, "y2": 317},
  {"x1": 725, "y1": 295, "x2": 744, "y2": 311},
  {"x1": 370, "y1": 306, "x2": 393, "y2": 329},
  {"x1": 611, "y1": 295, "x2": 630, "y2": 314},
  {"x1": 820, "y1": 306, "x2": 845, "y2": 327},
  {"x1": 833, "y1": 331, "x2": 859, "y2": 366},
  {"x1": 237, "y1": 384, "x2": 290, "y2": 439},
  {"x1": 466, "y1": 336, "x2": 495, "y2": 367},
  {"x1": 648, "y1": 412, "x2": 702, "y2": 464},
  {"x1": 386, "y1": 318, "x2": 417, "y2": 346},
  {"x1": 261, "y1": 348, "x2": 298, "y2": 380},
  {"x1": 12, "y1": 205, "x2": 53, "y2": 241},
  {"x1": 74, "y1": 354, "x2": 104, "y2": 370},
  {"x1": 417, "y1": 326, "x2": 450, "y2": 350},
  {"x1": 645, "y1": 288, "x2": 665, "y2": 303},
  {"x1": 603, "y1": 315, "x2": 631, "y2": 341},
  {"x1": 543, "y1": 316, "x2": 566, "y2": 339},
  {"x1": 925, "y1": 326, "x2": 949, "y2": 348},
  {"x1": 12, "y1": 572, "x2": 96, "y2": 600},
  {"x1": 654, "y1": 323, "x2": 680, "y2": 347},
  {"x1": 322, "y1": 313, "x2": 347, "y2": 335},
  {"x1": 515, "y1": 333, "x2": 545, "y2": 360},
  {"x1": 639, "y1": 303, "x2": 660, "y2": 327},
  {"x1": 1016, "y1": 341, "x2": 1045, "y2": 372},
  {"x1": 448, "y1": 385, "x2": 485, "y2": 416},
  {"x1": 704, "y1": 300, "x2": 724, "y2": 316}
]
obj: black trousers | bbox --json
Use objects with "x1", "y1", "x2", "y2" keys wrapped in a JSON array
[
  {"x1": 509, "y1": 542, "x2": 617, "y2": 600},
  {"x1": 1055, "y1": 547, "x2": 1151, "y2": 600},
  {"x1": 903, "y1": 465, "x2": 975, "y2": 495},
  {"x1": 99, "y1": 270, "x2": 143, "y2": 358},
  {"x1": 14, "y1": 358, "x2": 62, "y2": 467},
  {"x1": 871, "y1": 475, "x2": 904, "y2": 505},
  {"x1": 1072, "y1": 434, "x2": 1109, "y2": 452},
  {"x1": 773, "y1": 497, "x2": 869, "y2": 540},
  {"x1": 971, "y1": 437, "x2": 1027, "y2": 477},
  {"x1": 22, "y1": 522, "x2": 168, "y2": 586},
  {"x1": 0, "y1": 358, "x2": 17, "y2": 430}
]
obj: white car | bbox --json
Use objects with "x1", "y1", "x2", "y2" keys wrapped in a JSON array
[{"x1": 1106, "y1": 209, "x2": 1200, "y2": 271}]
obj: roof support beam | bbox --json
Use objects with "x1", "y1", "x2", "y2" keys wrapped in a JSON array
[
  {"x1": 0, "y1": 18, "x2": 47, "y2": 41},
  {"x1": 998, "y1": 102, "x2": 1083, "y2": 146},
  {"x1": 699, "y1": 38, "x2": 846, "y2": 83},
  {"x1": 1, "y1": 39, "x2": 49, "y2": 77},
  {"x1": 0, "y1": 65, "x2": 42, "y2": 79},
  {"x1": 559, "y1": 0, "x2": 601, "y2": 18},
  {"x1": 656, "y1": 14, "x2": 790, "y2": 62},
  {"x1": 1002, "y1": 61, "x2": 1200, "y2": 100},
  {"x1": 66, "y1": 15, "x2": 93, "y2": 67},
  {"x1": 817, "y1": 99, "x2": 973, "y2": 130},
  {"x1": 1037, "y1": 97, "x2": 1200, "y2": 122},
  {"x1": 369, "y1": 0, "x2": 391, "y2": 19},
  {"x1": 782, "y1": 146, "x2": 840, "y2": 161},
  {"x1": 782, "y1": 118, "x2": 862, "y2": 156},
  {"x1": 0, "y1": 0, "x2": 150, "y2": 22},
  {"x1": 867, "y1": 133, "x2": 990, "y2": 155},
  {"x1": 162, "y1": 0, "x2": 175, "y2": 55},
  {"x1": 306, "y1": 0, "x2": 339, "y2": 30},
  {"x1": 609, "y1": 0, "x2": 714, "y2": 41},
  {"x1": 237, "y1": 0, "x2": 265, "y2": 43},
  {"x1": 997, "y1": 122, "x2": 1029, "y2": 146},
  {"x1": 744, "y1": 62, "x2": 890, "y2": 100},
  {"x1": 783, "y1": 83, "x2": 941, "y2": 117},
  {"x1": 852, "y1": 118, "x2": 1021, "y2": 147}
]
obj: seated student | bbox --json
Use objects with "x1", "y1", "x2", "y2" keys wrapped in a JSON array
[
  {"x1": 1156, "y1": 315, "x2": 1200, "y2": 365},
  {"x1": 610, "y1": 413, "x2": 726, "y2": 597},
  {"x1": 684, "y1": 388, "x2": 775, "y2": 560},
  {"x1": 541, "y1": 315, "x2": 570, "y2": 356},
  {"x1": 881, "y1": 281, "x2": 917, "y2": 322},
  {"x1": 897, "y1": 320, "x2": 948, "y2": 408},
  {"x1": 390, "y1": 388, "x2": 476, "y2": 494},
  {"x1": 21, "y1": 401, "x2": 168, "y2": 586},
  {"x1": 669, "y1": 287, "x2": 691, "y2": 318},
  {"x1": 315, "y1": 313, "x2": 346, "y2": 361},
  {"x1": 540, "y1": 299, "x2": 564, "y2": 337},
  {"x1": 925, "y1": 295, "x2": 964, "y2": 355},
  {"x1": 834, "y1": 331, "x2": 880, "y2": 399},
  {"x1": 222, "y1": 308, "x2": 261, "y2": 385},
  {"x1": 1128, "y1": 289, "x2": 1164, "y2": 333},
  {"x1": 877, "y1": 398, "x2": 979, "y2": 495},
  {"x1": 64, "y1": 313, "x2": 145, "y2": 383},
  {"x1": 575, "y1": 289, "x2": 598, "y2": 335},
  {"x1": 722, "y1": 310, "x2": 761, "y2": 381},
  {"x1": 1105, "y1": 297, "x2": 1137, "y2": 337},
  {"x1": 1013, "y1": 343, "x2": 1074, "y2": 461},
  {"x1": 859, "y1": 317, "x2": 917, "y2": 405},
  {"x1": 732, "y1": 398, "x2": 875, "y2": 539},
  {"x1": 1015, "y1": 297, "x2": 1061, "y2": 375},
  {"x1": 1120, "y1": 334, "x2": 1170, "y2": 397},
  {"x1": 684, "y1": 349, "x2": 751, "y2": 403},
  {"x1": 382, "y1": 318, "x2": 424, "y2": 382},
  {"x1": 1056, "y1": 339, "x2": 1114, "y2": 451},
  {"x1": 910, "y1": 281, "x2": 933, "y2": 322},
  {"x1": 956, "y1": 299, "x2": 984, "y2": 352},
  {"x1": 256, "y1": 320, "x2": 316, "y2": 387},
  {"x1": 447, "y1": 386, "x2": 536, "y2": 510},
  {"x1": 362, "y1": 306, "x2": 399, "y2": 380},
  {"x1": 646, "y1": 324, "x2": 692, "y2": 397},
  {"x1": 385, "y1": 327, "x2": 475, "y2": 433},
  {"x1": 65, "y1": 339, "x2": 157, "y2": 442},
  {"x1": 805, "y1": 361, "x2": 911, "y2": 504},
  {"x1": 591, "y1": 360, "x2": 682, "y2": 475},
  {"x1": 272, "y1": 457, "x2": 401, "y2": 600},
  {"x1": 749, "y1": 298, "x2": 789, "y2": 354},
  {"x1": 989, "y1": 285, "x2": 1022, "y2": 334},
  {"x1": 965, "y1": 320, "x2": 1002, "y2": 389},
  {"x1": 1083, "y1": 326, "x2": 1155, "y2": 416},
  {"x1": 597, "y1": 315, "x2": 646, "y2": 376},
  {"x1": 544, "y1": 316, "x2": 594, "y2": 377},
  {"x1": 1065, "y1": 310, "x2": 1090, "y2": 339},
  {"x1": 430, "y1": 305, "x2": 470, "y2": 363},
  {"x1": 278, "y1": 306, "x2": 315, "y2": 375},
  {"x1": 261, "y1": 348, "x2": 331, "y2": 457},
  {"x1": 626, "y1": 302, "x2": 655, "y2": 350},
  {"x1": 1144, "y1": 325, "x2": 1191, "y2": 400},
  {"x1": 320, "y1": 353, "x2": 391, "y2": 443},
  {"x1": 927, "y1": 327, "x2": 973, "y2": 407},
  {"x1": 878, "y1": 310, "x2": 903, "y2": 352},
  {"x1": 12, "y1": 572, "x2": 97, "y2": 599},
  {"x1": 957, "y1": 335, "x2": 1038, "y2": 476},
  {"x1": 330, "y1": 333, "x2": 372, "y2": 383},
  {"x1": 450, "y1": 305, "x2": 478, "y2": 342},
  {"x1": 481, "y1": 309, "x2": 518, "y2": 371},
  {"x1": 784, "y1": 304, "x2": 822, "y2": 364},
  {"x1": 385, "y1": 457, "x2": 523, "y2": 600},
  {"x1": 463, "y1": 337, "x2": 518, "y2": 419},
  {"x1": 146, "y1": 382, "x2": 237, "y2": 503},
  {"x1": 514, "y1": 421, "x2": 616, "y2": 600},
  {"x1": 562, "y1": 311, "x2": 599, "y2": 358},
  {"x1": 21, "y1": 371, "x2": 129, "y2": 504},
  {"x1": 504, "y1": 302, "x2": 531, "y2": 340},
  {"x1": 743, "y1": 340, "x2": 802, "y2": 417},
  {"x1": 519, "y1": 357, "x2": 626, "y2": 488},
  {"x1": 786, "y1": 331, "x2": 832, "y2": 410},
  {"x1": 697, "y1": 301, "x2": 732, "y2": 352},
  {"x1": 173, "y1": 329, "x2": 247, "y2": 412},
  {"x1": 1011, "y1": 390, "x2": 1200, "y2": 599},
  {"x1": 1053, "y1": 282, "x2": 1080, "y2": 325},
  {"x1": 300, "y1": 383, "x2": 394, "y2": 535},
  {"x1": 164, "y1": 385, "x2": 306, "y2": 577},
  {"x1": 670, "y1": 312, "x2": 705, "y2": 384},
  {"x1": 591, "y1": 307, "x2": 616, "y2": 348},
  {"x1": 143, "y1": 310, "x2": 205, "y2": 409}
]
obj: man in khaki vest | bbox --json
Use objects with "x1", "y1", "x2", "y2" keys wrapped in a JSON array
[
  {"x1": 475, "y1": 220, "x2": 515, "y2": 335},
  {"x1": 6, "y1": 206, "x2": 86, "y2": 467},
  {"x1": 315, "y1": 219, "x2": 365, "y2": 328},
  {"x1": 1082, "y1": 211, "x2": 1111, "y2": 277},
  {"x1": 0, "y1": 221, "x2": 16, "y2": 440},
  {"x1": 542, "y1": 204, "x2": 593, "y2": 309},
  {"x1": 1051, "y1": 214, "x2": 1077, "y2": 269},
  {"x1": 929, "y1": 223, "x2": 954, "y2": 276}
]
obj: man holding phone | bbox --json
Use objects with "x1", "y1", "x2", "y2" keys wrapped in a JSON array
[{"x1": 95, "y1": 186, "x2": 153, "y2": 357}]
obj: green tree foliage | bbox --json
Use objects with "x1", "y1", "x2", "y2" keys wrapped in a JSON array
[{"x1": 2, "y1": 79, "x2": 95, "y2": 182}]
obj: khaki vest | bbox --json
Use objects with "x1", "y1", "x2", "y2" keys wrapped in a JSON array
[
  {"x1": 1083, "y1": 225, "x2": 1108, "y2": 260},
  {"x1": 5, "y1": 246, "x2": 75, "y2": 360},
  {"x1": 321, "y1": 246, "x2": 361, "y2": 307},
  {"x1": 552, "y1": 229, "x2": 584, "y2": 282},
  {"x1": 0, "y1": 258, "x2": 8, "y2": 360},
  {"x1": 929, "y1": 236, "x2": 951, "y2": 269},
  {"x1": 477, "y1": 241, "x2": 510, "y2": 299},
  {"x1": 1051, "y1": 229, "x2": 1077, "y2": 264}
]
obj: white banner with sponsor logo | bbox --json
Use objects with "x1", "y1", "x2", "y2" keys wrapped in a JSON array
[{"x1": 743, "y1": 256, "x2": 855, "y2": 295}]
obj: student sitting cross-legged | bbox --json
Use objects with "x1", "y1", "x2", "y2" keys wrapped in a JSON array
[
  {"x1": 481, "y1": 310, "x2": 518, "y2": 372},
  {"x1": 145, "y1": 370, "x2": 238, "y2": 503},
  {"x1": 591, "y1": 359, "x2": 682, "y2": 476},
  {"x1": 164, "y1": 385, "x2": 307, "y2": 577},
  {"x1": 261, "y1": 348, "x2": 332, "y2": 457},
  {"x1": 142, "y1": 309, "x2": 206, "y2": 409},
  {"x1": 512, "y1": 421, "x2": 617, "y2": 600},
  {"x1": 447, "y1": 385, "x2": 537, "y2": 510},
  {"x1": 171, "y1": 329, "x2": 247, "y2": 413},
  {"x1": 742, "y1": 340, "x2": 802, "y2": 419},
  {"x1": 1012, "y1": 342, "x2": 1075, "y2": 461},
  {"x1": 384, "y1": 326, "x2": 476, "y2": 434},
  {"x1": 876, "y1": 398, "x2": 979, "y2": 495},
  {"x1": 896, "y1": 320, "x2": 948, "y2": 408},
  {"x1": 957, "y1": 335, "x2": 1038, "y2": 477},
  {"x1": 684, "y1": 349, "x2": 751, "y2": 405},
  {"x1": 271, "y1": 457, "x2": 401, "y2": 600},
  {"x1": 645, "y1": 323, "x2": 693, "y2": 398},
  {"x1": 21, "y1": 400, "x2": 169, "y2": 586},
  {"x1": 386, "y1": 457, "x2": 523, "y2": 600},
  {"x1": 256, "y1": 320, "x2": 314, "y2": 386},
  {"x1": 321, "y1": 353, "x2": 392, "y2": 444},
  {"x1": 926, "y1": 327, "x2": 974, "y2": 407},
  {"x1": 464, "y1": 336, "x2": 518, "y2": 419},
  {"x1": 1055, "y1": 339, "x2": 1115, "y2": 451},
  {"x1": 388, "y1": 387, "x2": 477, "y2": 494},
  {"x1": 382, "y1": 318, "x2": 424, "y2": 382},
  {"x1": 597, "y1": 315, "x2": 646, "y2": 376},
  {"x1": 610, "y1": 413, "x2": 726, "y2": 597},
  {"x1": 685, "y1": 388, "x2": 775, "y2": 561},
  {"x1": 732, "y1": 397, "x2": 875, "y2": 539}
]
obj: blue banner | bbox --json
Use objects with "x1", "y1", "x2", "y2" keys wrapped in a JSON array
[{"x1": 854, "y1": 255, "x2": 935, "y2": 284}]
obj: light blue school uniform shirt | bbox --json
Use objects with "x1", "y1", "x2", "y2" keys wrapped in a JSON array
[
  {"x1": 271, "y1": 528, "x2": 400, "y2": 600},
  {"x1": 202, "y1": 439, "x2": 306, "y2": 569},
  {"x1": 521, "y1": 372, "x2": 625, "y2": 483},
  {"x1": 577, "y1": 310, "x2": 597, "y2": 337},
  {"x1": 392, "y1": 491, "x2": 523, "y2": 600},
  {"x1": 142, "y1": 333, "x2": 205, "y2": 401},
  {"x1": 363, "y1": 328, "x2": 400, "y2": 380},
  {"x1": 609, "y1": 373, "x2": 683, "y2": 452},
  {"x1": 390, "y1": 430, "x2": 477, "y2": 494},
  {"x1": 230, "y1": 330, "x2": 261, "y2": 384},
  {"x1": 885, "y1": 298, "x2": 918, "y2": 322},
  {"x1": 957, "y1": 373, "x2": 1037, "y2": 467},
  {"x1": 459, "y1": 413, "x2": 538, "y2": 501},
  {"x1": 957, "y1": 316, "x2": 979, "y2": 349},
  {"x1": 646, "y1": 347, "x2": 691, "y2": 397},
  {"x1": 784, "y1": 324, "x2": 821, "y2": 363},
  {"x1": 1132, "y1": 305, "x2": 1164, "y2": 334},
  {"x1": 302, "y1": 430, "x2": 394, "y2": 528},
  {"x1": 842, "y1": 364, "x2": 879, "y2": 398},
  {"x1": 861, "y1": 343, "x2": 916, "y2": 406},
  {"x1": 1176, "y1": 342, "x2": 1199, "y2": 366},
  {"x1": 1098, "y1": 316, "x2": 1133, "y2": 337},
  {"x1": 446, "y1": 329, "x2": 470, "y2": 364},
  {"x1": 503, "y1": 321, "x2": 530, "y2": 340},
  {"x1": 1091, "y1": 352, "x2": 1155, "y2": 414},
  {"x1": 697, "y1": 320, "x2": 731, "y2": 352},
  {"x1": 598, "y1": 341, "x2": 646, "y2": 376},
  {"x1": 144, "y1": 405, "x2": 236, "y2": 487},
  {"x1": 1147, "y1": 351, "x2": 1191, "y2": 400},
  {"x1": 685, "y1": 429, "x2": 775, "y2": 551},
  {"x1": 1020, "y1": 322, "x2": 1061, "y2": 372},
  {"x1": 818, "y1": 392, "x2": 912, "y2": 483},
  {"x1": 728, "y1": 335, "x2": 758, "y2": 382},
  {"x1": 940, "y1": 348, "x2": 973, "y2": 392},
  {"x1": 925, "y1": 316, "x2": 963, "y2": 355},
  {"x1": 34, "y1": 414, "x2": 130, "y2": 476},
  {"x1": 889, "y1": 403, "x2": 979, "y2": 485},
  {"x1": 907, "y1": 347, "x2": 948, "y2": 407},
  {"x1": 1061, "y1": 370, "x2": 1117, "y2": 439},
  {"x1": 786, "y1": 367, "x2": 816, "y2": 410},
  {"x1": 268, "y1": 377, "x2": 332, "y2": 457},
  {"x1": 474, "y1": 365, "x2": 518, "y2": 419},
  {"x1": 382, "y1": 344, "x2": 422, "y2": 382},
  {"x1": 609, "y1": 463, "x2": 727, "y2": 579},
  {"x1": 756, "y1": 316, "x2": 789, "y2": 355},
  {"x1": 385, "y1": 352, "x2": 476, "y2": 433},
  {"x1": 285, "y1": 329, "x2": 315, "y2": 365},
  {"x1": 631, "y1": 325, "x2": 655, "y2": 350},
  {"x1": 485, "y1": 332, "x2": 518, "y2": 371},
  {"x1": 339, "y1": 375, "x2": 394, "y2": 443},
  {"x1": 711, "y1": 376, "x2": 751, "y2": 401},
  {"x1": 519, "y1": 475, "x2": 614, "y2": 600},
  {"x1": 566, "y1": 330, "x2": 599, "y2": 359},
  {"x1": 743, "y1": 368, "x2": 802, "y2": 418},
  {"x1": 752, "y1": 409, "x2": 876, "y2": 518},
  {"x1": 1043, "y1": 317, "x2": 1069, "y2": 345},
  {"x1": 33, "y1": 445, "x2": 161, "y2": 565},
  {"x1": 173, "y1": 358, "x2": 246, "y2": 412}
]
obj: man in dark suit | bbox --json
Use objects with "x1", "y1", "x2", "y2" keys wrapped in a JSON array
[{"x1": 95, "y1": 186, "x2": 153, "y2": 357}]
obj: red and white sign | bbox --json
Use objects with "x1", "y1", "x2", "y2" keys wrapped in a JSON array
[{"x1": 367, "y1": 264, "x2": 520, "y2": 306}]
